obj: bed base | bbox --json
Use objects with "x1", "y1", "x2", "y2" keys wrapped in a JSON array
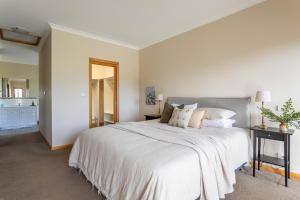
[
  {"x1": 195, "y1": 162, "x2": 248, "y2": 200},
  {"x1": 76, "y1": 163, "x2": 249, "y2": 200}
]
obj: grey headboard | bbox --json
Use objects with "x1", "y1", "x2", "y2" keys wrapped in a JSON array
[{"x1": 166, "y1": 97, "x2": 251, "y2": 128}]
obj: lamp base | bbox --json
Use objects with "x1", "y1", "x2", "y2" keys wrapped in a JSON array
[
  {"x1": 260, "y1": 124, "x2": 267, "y2": 130},
  {"x1": 157, "y1": 101, "x2": 161, "y2": 114}
]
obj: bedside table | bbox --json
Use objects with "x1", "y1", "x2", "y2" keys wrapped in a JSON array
[
  {"x1": 144, "y1": 114, "x2": 161, "y2": 121},
  {"x1": 251, "y1": 126, "x2": 294, "y2": 187}
]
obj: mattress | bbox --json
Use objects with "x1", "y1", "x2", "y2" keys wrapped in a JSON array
[{"x1": 69, "y1": 120, "x2": 250, "y2": 200}]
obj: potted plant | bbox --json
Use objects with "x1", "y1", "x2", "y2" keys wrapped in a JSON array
[{"x1": 259, "y1": 98, "x2": 300, "y2": 132}]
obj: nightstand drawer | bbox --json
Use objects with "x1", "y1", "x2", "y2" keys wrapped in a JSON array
[{"x1": 256, "y1": 130, "x2": 284, "y2": 141}]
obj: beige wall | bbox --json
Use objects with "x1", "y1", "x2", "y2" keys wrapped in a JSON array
[
  {"x1": 51, "y1": 28, "x2": 139, "y2": 146},
  {"x1": 39, "y1": 32, "x2": 52, "y2": 145},
  {"x1": 140, "y1": 0, "x2": 300, "y2": 173},
  {"x1": 0, "y1": 61, "x2": 38, "y2": 97}
]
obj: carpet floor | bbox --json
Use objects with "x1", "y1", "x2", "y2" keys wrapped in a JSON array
[{"x1": 1, "y1": 132, "x2": 300, "y2": 200}]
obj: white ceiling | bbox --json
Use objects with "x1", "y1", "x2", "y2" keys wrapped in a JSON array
[{"x1": 0, "y1": 0, "x2": 265, "y2": 49}]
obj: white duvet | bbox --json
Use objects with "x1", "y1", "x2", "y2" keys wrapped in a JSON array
[{"x1": 69, "y1": 120, "x2": 250, "y2": 200}]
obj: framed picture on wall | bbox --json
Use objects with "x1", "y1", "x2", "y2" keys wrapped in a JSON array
[{"x1": 145, "y1": 86, "x2": 156, "y2": 105}]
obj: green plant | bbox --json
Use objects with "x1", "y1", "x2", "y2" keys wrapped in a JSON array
[{"x1": 259, "y1": 98, "x2": 300, "y2": 129}]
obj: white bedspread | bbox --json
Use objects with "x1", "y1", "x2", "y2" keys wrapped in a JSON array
[{"x1": 69, "y1": 120, "x2": 250, "y2": 200}]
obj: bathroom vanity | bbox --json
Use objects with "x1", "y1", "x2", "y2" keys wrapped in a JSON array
[
  {"x1": 0, "y1": 105, "x2": 38, "y2": 130},
  {"x1": 0, "y1": 77, "x2": 39, "y2": 130}
]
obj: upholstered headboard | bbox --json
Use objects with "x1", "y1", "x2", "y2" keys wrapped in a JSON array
[{"x1": 166, "y1": 97, "x2": 251, "y2": 128}]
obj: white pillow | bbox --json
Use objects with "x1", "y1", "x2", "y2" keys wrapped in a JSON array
[
  {"x1": 202, "y1": 119, "x2": 236, "y2": 128},
  {"x1": 172, "y1": 103, "x2": 198, "y2": 110},
  {"x1": 199, "y1": 108, "x2": 236, "y2": 119},
  {"x1": 168, "y1": 108, "x2": 194, "y2": 128},
  {"x1": 184, "y1": 103, "x2": 198, "y2": 110}
]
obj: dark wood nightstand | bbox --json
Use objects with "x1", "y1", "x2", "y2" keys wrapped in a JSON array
[
  {"x1": 144, "y1": 114, "x2": 161, "y2": 121},
  {"x1": 251, "y1": 126, "x2": 294, "y2": 187}
]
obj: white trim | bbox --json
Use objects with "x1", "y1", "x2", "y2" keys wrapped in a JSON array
[
  {"x1": 48, "y1": 23, "x2": 139, "y2": 50},
  {"x1": 0, "y1": 59, "x2": 38, "y2": 66},
  {"x1": 37, "y1": 25, "x2": 51, "y2": 52}
]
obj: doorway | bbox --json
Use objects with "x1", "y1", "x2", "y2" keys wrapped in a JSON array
[{"x1": 89, "y1": 58, "x2": 119, "y2": 128}]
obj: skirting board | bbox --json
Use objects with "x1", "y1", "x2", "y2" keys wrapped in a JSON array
[
  {"x1": 51, "y1": 143, "x2": 73, "y2": 151},
  {"x1": 39, "y1": 132, "x2": 51, "y2": 149},
  {"x1": 39, "y1": 132, "x2": 73, "y2": 151},
  {"x1": 252, "y1": 162, "x2": 300, "y2": 180}
]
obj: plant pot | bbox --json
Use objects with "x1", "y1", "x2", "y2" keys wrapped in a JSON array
[{"x1": 279, "y1": 123, "x2": 288, "y2": 132}]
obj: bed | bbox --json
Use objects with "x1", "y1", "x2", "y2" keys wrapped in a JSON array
[{"x1": 69, "y1": 97, "x2": 251, "y2": 200}]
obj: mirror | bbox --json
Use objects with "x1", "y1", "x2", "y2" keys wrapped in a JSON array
[{"x1": 1, "y1": 78, "x2": 29, "y2": 98}]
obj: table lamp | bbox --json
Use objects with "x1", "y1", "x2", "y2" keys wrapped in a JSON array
[
  {"x1": 255, "y1": 90, "x2": 272, "y2": 129},
  {"x1": 156, "y1": 94, "x2": 163, "y2": 114}
]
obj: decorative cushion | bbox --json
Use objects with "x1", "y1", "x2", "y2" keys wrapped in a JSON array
[
  {"x1": 160, "y1": 103, "x2": 184, "y2": 123},
  {"x1": 177, "y1": 104, "x2": 184, "y2": 109},
  {"x1": 188, "y1": 109, "x2": 207, "y2": 128},
  {"x1": 168, "y1": 108, "x2": 194, "y2": 128}
]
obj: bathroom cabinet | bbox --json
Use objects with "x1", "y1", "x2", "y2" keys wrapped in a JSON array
[{"x1": 0, "y1": 106, "x2": 37, "y2": 129}]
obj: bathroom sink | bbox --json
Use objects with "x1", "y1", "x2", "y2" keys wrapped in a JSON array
[{"x1": 0, "y1": 105, "x2": 36, "y2": 108}]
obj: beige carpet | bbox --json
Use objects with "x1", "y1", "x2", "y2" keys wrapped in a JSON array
[{"x1": 1, "y1": 132, "x2": 300, "y2": 200}]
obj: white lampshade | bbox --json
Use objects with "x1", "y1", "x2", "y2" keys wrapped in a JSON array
[
  {"x1": 255, "y1": 90, "x2": 272, "y2": 102},
  {"x1": 156, "y1": 94, "x2": 164, "y2": 101}
]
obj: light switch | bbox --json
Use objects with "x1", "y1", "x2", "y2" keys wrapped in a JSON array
[{"x1": 81, "y1": 93, "x2": 86, "y2": 97}]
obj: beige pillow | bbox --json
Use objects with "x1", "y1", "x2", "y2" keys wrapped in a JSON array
[
  {"x1": 168, "y1": 108, "x2": 194, "y2": 128},
  {"x1": 188, "y1": 109, "x2": 207, "y2": 128}
]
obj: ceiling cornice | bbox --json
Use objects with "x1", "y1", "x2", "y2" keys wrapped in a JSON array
[
  {"x1": 0, "y1": 58, "x2": 38, "y2": 66},
  {"x1": 48, "y1": 23, "x2": 139, "y2": 50}
]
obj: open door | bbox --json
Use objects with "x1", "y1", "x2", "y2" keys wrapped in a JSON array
[{"x1": 89, "y1": 58, "x2": 119, "y2": 128}]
